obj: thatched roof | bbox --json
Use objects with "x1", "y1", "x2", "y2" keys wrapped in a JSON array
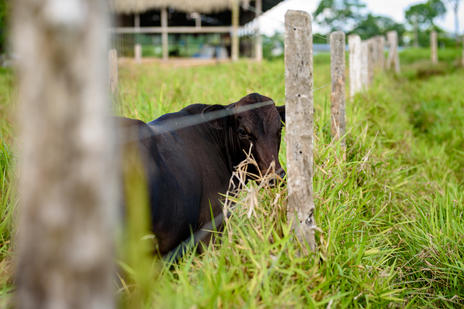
[{"x1": 111, "y1": 0, "x2": 251, "y2": 14}]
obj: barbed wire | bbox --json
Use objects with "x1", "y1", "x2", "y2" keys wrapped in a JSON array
[{"x1": 119, "y1": 81, "x2": 332, "y2": 143}]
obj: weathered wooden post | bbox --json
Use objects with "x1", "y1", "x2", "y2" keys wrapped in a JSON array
[
  {"x1": 387, "y1": 31, "x2": 400, "y2": 73},
  {"x1": 361, "y1": 41, "x2": 369, "y2": 89},
  {"x1": 330, "y1": 31, "x2": 346, "y2": 152},
  {"x1": 13, "y1": 0, "x2": 117, "y2": 307},
  {"x1": 284, "y1": 10, "x2": 316, "y2": 251},
  {"x1": 109, "y1": 49, "x2": 118, "y2": 95},
  {"x1": 431, "y1": 30, "x2": 438, "y2": 64},
  {"x1": 349, "y1": 34, "x2": 362, "y2": 96}
]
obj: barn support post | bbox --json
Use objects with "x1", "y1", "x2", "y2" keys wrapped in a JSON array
[
  {"x1": 431, "y1": 30, "x2": 438, "y2": 64},
  {"x1": 162, "y1": 7, "x2": 169, "y2": 60},
  {"x1": 12, "y1": 0, "x2": 117, "y2": 307},
  {"x1": 284, "y1": 10, "x2": 317, "y2": 252},
  {"x1": 387, "y1": 31, "x2": 400, "y2": 73},
  {"x1": 134, "y1": 13, "x2": 141, "y2": 62},
  {"x1": 231, "y1": 0, "x2": 239, "y2": 61},
  {"x1": 109, "y1": 49, "x2": 118, "y2": 95},
  {"x1": 255, "y1": 0, "x2": 263, "y2": 62},
  {"x1": 361, "y1": 41, "x2": 369, "y2": 89},
  {"x1": 349, "y1": 34, "x2": 362, "y2": 97},
  {"x1": 135, "y1": 44, "x2": 142, "y2": 63},
  {"x1": 330, "y1": 31, "x2": 346, "y2": 155}
]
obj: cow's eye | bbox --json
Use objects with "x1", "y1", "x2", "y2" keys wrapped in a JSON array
[{"x1": 238, "y1": 128, "x2": 248, "y2": 138}]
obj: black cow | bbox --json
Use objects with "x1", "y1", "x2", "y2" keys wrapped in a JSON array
[{"x1": 118, "y1": 93, "x2": 285, "y2": 256}]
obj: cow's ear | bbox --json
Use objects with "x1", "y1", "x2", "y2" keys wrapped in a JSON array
[
  {"x1": 277, "y1": 105, "x2": 285, "y2": 124},
  {"x1": 201, "y1": 104, "x2": 229, "y2": 130}
]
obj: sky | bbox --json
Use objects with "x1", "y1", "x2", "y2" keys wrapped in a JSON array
[{"x1": 259, "y1": 0, "x2": 464, "y2": 36}]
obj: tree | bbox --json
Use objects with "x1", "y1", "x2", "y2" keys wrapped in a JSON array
[
  {"x1": 405, "y1": 0, "x2": 447, "y2": 46},
  {"x1": 314, "y1": 0, "x2": 367, "y2": 32},
  {"x1": 446, "y1": 0, "x2": 461, "y2": 37},
  {"x1": 350, "y1": 14, "x2": 406, "y2": 44}
]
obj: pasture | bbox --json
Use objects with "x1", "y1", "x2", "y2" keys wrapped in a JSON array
[{"x1": 1, "y1": 48, "x2": 464, "y2": 307}]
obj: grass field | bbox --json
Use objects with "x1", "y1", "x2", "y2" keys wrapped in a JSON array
[{"x1": 1, "y1": 48, "x2": 463, "y2": 307}]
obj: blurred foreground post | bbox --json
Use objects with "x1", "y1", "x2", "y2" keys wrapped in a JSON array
[
  {"x1": 387, "y1": 31, "x2": 400, "y2": 73},
  {"x1": 13, "y1": 0, "x2": 117, "y2": 308},
  {"x1": 349, "y1": 34, "x2": 362, "y2": 96},
  {"x1": 330, "y1": 31, "x2": 346, "y2": 154},
  {"x1": 109, "y1": 49, "x2": 118, "y2": 95},
  {"x1": 284, "y1": 10, "x2": 316, "y2": 252},
  {"x1": 431, "y1": 31, "x2": 438, "y2": 64}
]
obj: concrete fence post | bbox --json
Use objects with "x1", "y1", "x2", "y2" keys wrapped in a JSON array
[
  {"x1": 361, "y1": 41, "x2": 369, "y2": 89},
  {"x1": 349, "y1": 34, "x2": 362, "y2": 96},
  {"x1": 431, "y1": 31, "x2": 438, "y2": 64},
  {"x1": 109, "y1": 49, "x2": 118, "y2": 95},
  {"x1": 12, "y1": 0, "x2": 117, "y2": 307},
  {"x1": 370, "y1": 38, "x2": 378, "y2": 70},
  {"x1": 375, "y1": 35, "x2": 385, "y2": 70},
  {"x1": 367, "y1": 39, "x2": 375, "y2": 86},
  {"x1": 284, "y1": 10, "x2": 316, "y2": 252},
  {"x1": 330, "y1": 31, "x2": 346, "y2": 153},
  {"x1": 387, "y1": 31, "x2": 400, "y2": 73}
]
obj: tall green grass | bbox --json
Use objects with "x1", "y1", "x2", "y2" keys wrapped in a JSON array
[{"x1": 0, "y1": 48, "x2": 463, "y2": 307}]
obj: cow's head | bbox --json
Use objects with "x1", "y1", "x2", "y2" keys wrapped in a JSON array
[{"x1": 230, "y1": 93, "x2": 285, "y2": 181}]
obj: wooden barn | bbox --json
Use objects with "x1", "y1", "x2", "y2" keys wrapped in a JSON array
[{"x1": 110, "y1": 0, "x2": 282, "y2": 61}]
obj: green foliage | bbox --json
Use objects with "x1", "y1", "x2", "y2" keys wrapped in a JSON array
[
  {"x1": 0, "y1": 0, "x2": 8, "y2": 53},
  {"x1": 1, "y1": 49, "x2": 464, "y2": 307},
  {"x1": 405, "y1": 0, "x2": 447, "y2": 28},
  {"x1": 350, "y1": 14, "x2": 406, "y2": 43},
  {"x1": 405, "y1": 0, "x2": 448, "y2": 46},
  {"x1": 313, "y1": 0, "x2": 367, "y2": 32},
  {"x1": 262, "y1": 33, "x2": 284, "y2": 60},
  {"x1": 313, "y1": 0, "x2": 405, "y2": 44}
]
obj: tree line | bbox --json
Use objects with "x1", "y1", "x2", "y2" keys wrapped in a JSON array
[{"x1": 314, "y1": 0, "x2": 461, "y2": 46}]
